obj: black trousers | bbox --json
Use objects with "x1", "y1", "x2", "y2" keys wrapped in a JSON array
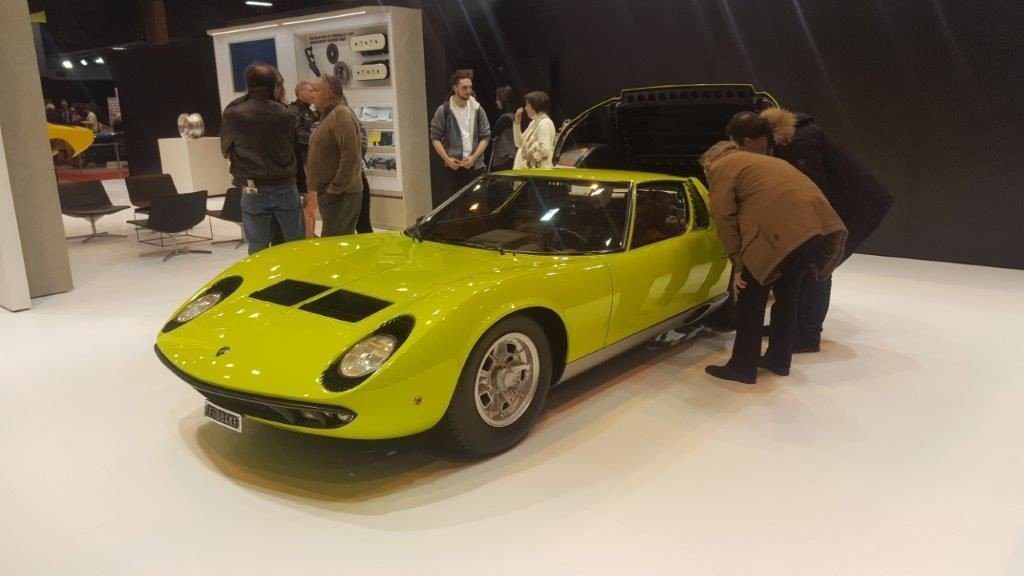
[
  {"x1": 449, "y1": 167, "x2": 484, "y2": 198},
  {"x1": 773, "y1": 197, "x2": 893, "y2": 346},
  {"x1": 729, "y1": 236, "x2": 825, "y2": 376},
  {"x1": 355, "y1": 172, "x2": 372, "y2": 234}
]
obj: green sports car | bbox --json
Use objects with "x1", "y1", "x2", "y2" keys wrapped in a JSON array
[{"x1": 156, "y1": 84, "x2": 777, "y2": 456}]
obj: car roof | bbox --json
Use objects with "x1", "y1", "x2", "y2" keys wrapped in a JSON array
[{"x1": 493, "y1": 168, "x2": 693, "y2": 184}]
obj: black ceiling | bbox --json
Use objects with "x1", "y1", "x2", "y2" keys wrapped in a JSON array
[{"x1": 28, "y1": 0, "x2": 397, "y2": 54}]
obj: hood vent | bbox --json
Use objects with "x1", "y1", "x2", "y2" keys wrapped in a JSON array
[
  {"x1": 300, "y1": 289, "x2": 392, "y2": 323},
  {"x1": 250, "y1": 280, "x2": 331, "y2": 307}
]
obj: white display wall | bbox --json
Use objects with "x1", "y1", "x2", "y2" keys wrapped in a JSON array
[{"x1": 208, "y1": 6, "x2": 430, "y2": 229}]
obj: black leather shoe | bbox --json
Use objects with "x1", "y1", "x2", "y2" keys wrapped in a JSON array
[
  {"x1": 705, "y1": 364, "x2": 756, "y2": 385},
  {"x1": 758, "y1": 357, "x2": 790, "y2": 376}
]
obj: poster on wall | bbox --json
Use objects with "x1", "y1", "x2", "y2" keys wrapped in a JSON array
[{"x1": 229, "y1": 38, "x2": 277, "y2": 92}]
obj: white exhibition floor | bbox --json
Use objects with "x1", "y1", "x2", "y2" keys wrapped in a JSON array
[{"x1": 2, "y1": 180, "x2": 1023, "y2": 575}]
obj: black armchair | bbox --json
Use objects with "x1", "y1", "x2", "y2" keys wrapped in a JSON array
[
  {"x1": 130, "y1": 191, "x2": 212, "y2": 261},
  {"x1": 207, "y1": 187, "x2": 245, "y2": 249},
  {"x1": 57, "y1": 181, "x2": 130, "y2": 242},
  {"x1": 124, "y1": 173, "x2": 178, "y2": 213}
]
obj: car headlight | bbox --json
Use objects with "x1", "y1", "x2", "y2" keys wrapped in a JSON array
[
  {"x1": 175, "y1": 293, "x2": 223, "y2": 323},
  {"x1": 339, "y1": 334, "x2": 397, "y2": 378}
]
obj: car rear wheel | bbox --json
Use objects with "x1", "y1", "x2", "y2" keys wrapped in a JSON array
[{"x1": 438, "y1": 315, "x2": 552, "y2": 458}]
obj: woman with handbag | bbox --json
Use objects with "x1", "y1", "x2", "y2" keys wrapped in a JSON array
[{"x1": 513, "y1": 91, "x2": 556, "y2": 169}]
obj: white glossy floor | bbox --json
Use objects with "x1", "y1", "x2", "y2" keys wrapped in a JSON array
[{"x1": 3, "y1": 180, "x2": 1023, "y2": 574}]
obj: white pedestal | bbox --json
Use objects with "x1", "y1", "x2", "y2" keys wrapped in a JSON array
[{"x1": 158, "y1": 137, "x2": 232, "y2": 195}]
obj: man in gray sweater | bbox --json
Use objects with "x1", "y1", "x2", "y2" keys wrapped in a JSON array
[{"x1": 306, "y1": 75, "x2": 364, "y2": 237}]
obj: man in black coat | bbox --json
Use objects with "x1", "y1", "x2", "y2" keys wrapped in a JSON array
[{"x1": 727, "y1": 109, "x2": 895, "y2": 351}]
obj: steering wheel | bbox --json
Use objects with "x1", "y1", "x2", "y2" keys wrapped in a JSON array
[{"x1": 550, "y1": 227, "x2": 590, "y2": 252}]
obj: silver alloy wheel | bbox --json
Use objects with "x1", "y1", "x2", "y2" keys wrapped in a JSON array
[{"x1": 474, "y1": 332, "x2": 540, "y2": 428}]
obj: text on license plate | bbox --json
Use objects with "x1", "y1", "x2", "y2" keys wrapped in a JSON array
[{"x1": 204, "y1": 401, "x2": 243, "y2": 433}]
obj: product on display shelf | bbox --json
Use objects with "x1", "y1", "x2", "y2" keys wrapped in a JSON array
[
  {"x1": 303, "y1": 46, "x2": 322, "y2": 77},
  {"x1": 333, "y1": 61, "x2": 352, "y2": 85},
  {"x1": 354, "y1": 61, "x2": 389, "y2": 81},
  {"x1": 350, "y1": 33, "x2": 388, "y2": 55},
  {"x1": 326, "y1": 42, "x2": 340, "y2": 64}
]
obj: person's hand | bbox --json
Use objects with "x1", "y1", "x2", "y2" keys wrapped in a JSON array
[
  {"x1": 514, "y1": 107, "x2": 524, "y2": 124},
  {"x1": 733, "y1": 271, "x2": 748, "y2": 292},
  {"x1": 461, "y1": 155, "x2": 477, "y2": 168},
  {"x1": 443, "y1": 155, "x2": 462, "y2": 170}
]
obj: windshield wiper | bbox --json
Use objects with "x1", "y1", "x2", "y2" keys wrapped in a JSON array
[
  {"x1": 429, "y1": 236, "x2": 506, "y2": 255},
  {"x1": 407, "y1": 218, "x2": 426, "y2": 243}
]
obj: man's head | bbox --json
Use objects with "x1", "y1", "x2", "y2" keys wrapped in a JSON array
[
  {"x1": 726, "y1": 111, "x2": 769, "y2": 154},
  {"x1": 244, "y1": 62, "x2": 279, "y2": 94},
  {"x1": 313, "y1": 75, "x2": 345, "y2": 110},
  {"x1": 295, "y1": 81, "x2": 315, "y2": 105},
  {"x1": 450, "y1": 71, "x2": 473, "y2": 102}
]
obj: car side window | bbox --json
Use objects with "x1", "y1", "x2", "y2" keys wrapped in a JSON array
[
  {"x1": 631, "y1": 182, "x2": 689, "y2": 249},
  {"x1": 686, "y1": 181, "x2": 711, "y2": 230}
]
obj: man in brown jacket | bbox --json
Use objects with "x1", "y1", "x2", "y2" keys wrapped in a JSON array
[
  {"x1": 701, "y1": 141, "x2": 847, "y2": 384},
  {"x1": 306, "y1": 75, "x2": 364, "y2": 237}
]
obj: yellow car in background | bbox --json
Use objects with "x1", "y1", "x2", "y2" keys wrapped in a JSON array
[{"x1": 47, "y1": 122, "x2": 94, "y2": 158}]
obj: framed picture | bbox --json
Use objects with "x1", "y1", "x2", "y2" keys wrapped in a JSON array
[{"x1": 229, "y1": 38, "x2": 277, "y2": 92}]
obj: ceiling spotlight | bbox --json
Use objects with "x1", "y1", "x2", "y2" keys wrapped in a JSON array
[
  {"x1": 112, "y1": 46, "x2": 126, "y2": 51},
  {"x1": 80, "y1": 59, "x2": 89, "y2": 66},
  {"x1": 61, "y1": 60, "x2": 73, "y2": 69},
  {"x1": 94, "y1": 57, "x2": 105, "y2": 64},
  {"x1": 245, "y1": 1, "x2": 273, "y2": 6}
]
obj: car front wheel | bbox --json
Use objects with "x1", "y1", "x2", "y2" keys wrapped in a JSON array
[{"x1": 437, "y1": 315, "x2": 552, "y2": 458}]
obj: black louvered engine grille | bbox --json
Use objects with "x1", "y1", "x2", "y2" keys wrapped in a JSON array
[
  {"x1": 300, "y1": 289, "x2": 392, "y2": 323},
  {"x1": 249, "y1": 279, "x2": 331, "y2": 307}
]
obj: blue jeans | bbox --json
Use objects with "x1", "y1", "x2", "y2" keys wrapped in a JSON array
[{"x1": 240, "y1": 182, "x2": 305, "y2": 254}]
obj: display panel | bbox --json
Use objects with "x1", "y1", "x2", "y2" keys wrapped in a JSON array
[{"x1": 229, "y1": 38, "x2": 277, "y2": 92}]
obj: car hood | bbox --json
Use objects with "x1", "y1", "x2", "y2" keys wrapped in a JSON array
[
  {"x1": 156, "y1": 231, "x2": 536, "y2": 399},
  {"x1": 555, "y1": 84, "x2": 778, "y2": 179}
]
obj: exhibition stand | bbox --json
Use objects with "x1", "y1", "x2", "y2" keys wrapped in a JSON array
[
  {"x1": 207, "y1": 5, "x2": 431, "y2": 230},
  {"x1": 157, "y1": 137, "x2": 233, "y2": 198}
]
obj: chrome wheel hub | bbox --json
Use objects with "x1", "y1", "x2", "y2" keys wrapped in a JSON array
[{"x1": 474, "y1": 332, "x2": 540, "y2": 428}]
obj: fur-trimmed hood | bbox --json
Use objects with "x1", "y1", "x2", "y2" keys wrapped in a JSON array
[{"x1": 760, "y1": 108, "x2": 799, "y2": 146}]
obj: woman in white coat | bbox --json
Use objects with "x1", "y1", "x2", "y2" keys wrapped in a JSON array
[{"x1": 513, "y1": 91, "x2": 556, "y2": 169}]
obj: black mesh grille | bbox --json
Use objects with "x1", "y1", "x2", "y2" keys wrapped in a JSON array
[
  {"x1": 249, "y1": 279, "x2": 331, "y2": 307},
  {"x1": 321, "y1": 315, "x2": 415, "y2": 392},
  {"x1": 300, "y1": 289, "x2": 392, "y2": 323},
  {"x1": 162, "y1": 276, "x2": 244, "y2": 333}
]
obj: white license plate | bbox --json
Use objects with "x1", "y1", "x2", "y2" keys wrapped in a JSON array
[{"x1": 204, "y1": 401, "x2": 243, "y2": 433}]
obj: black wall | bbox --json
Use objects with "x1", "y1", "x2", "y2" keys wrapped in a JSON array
[
  {"x1": 110, "y1": 38, "x2": 223, "y2": 176},
  {"x1": 109, "y1": 0, "x2": 1023, "y2": 268},
  {"x1": 440, "y1": 0, "x2": 1024, "y2": 269}
]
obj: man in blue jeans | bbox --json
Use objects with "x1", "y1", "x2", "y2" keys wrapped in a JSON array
[{"x1": 220, "y1": 62, "x2": 305, "y2": 253}]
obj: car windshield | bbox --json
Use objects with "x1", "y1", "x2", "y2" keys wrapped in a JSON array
[{"x1": 411, "y1": 175, "x2": 631, "y2": 254}]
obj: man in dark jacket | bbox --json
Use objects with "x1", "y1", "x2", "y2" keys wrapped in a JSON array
[
  {"x1": 287, "y1": 80, "x2": 319, "y2": 237},
  {"x1": 727, "y1": 109, "x2": 895, "y2": 351},
  {"x1": 221, "y1": 63, "x2": 305, "y2": 254}
]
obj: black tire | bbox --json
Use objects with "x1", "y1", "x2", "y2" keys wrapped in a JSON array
[{"x1": 437, "y1": 315, "x2": 552, "y2": 458}]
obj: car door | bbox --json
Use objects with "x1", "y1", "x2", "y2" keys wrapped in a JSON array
[{"x1": 604, "y1": 180, "x2": 722, "y2": 345}]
